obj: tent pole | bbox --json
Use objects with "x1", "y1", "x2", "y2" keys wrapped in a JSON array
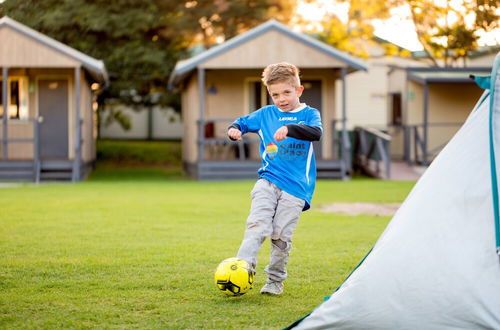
[
  {"x1": 423, "y1": 82, "x2": 429, "y2": 165},
  {"x1": 340, "y1": 67, "x2": 350, "y2": 176},
  {"x1": 2, "y1": 67, "x2": 8, "y2": 159},
  {"x1": 72, "y1": 66, "x2": 81, "y2": 182},
  {"x1": 198, "y1": 67, "x2": 206, "y2": 164}
]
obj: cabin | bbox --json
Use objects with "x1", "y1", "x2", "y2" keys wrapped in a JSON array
[
  {"x1": 387, "y1": 66, "x2": 491, "y2": 164},
  {"x1": 168, "y1": 19, "x2": 367, "y2": 180},
  {"x1": 0, "y1": 16, "x2": 108, "y2": 181}
]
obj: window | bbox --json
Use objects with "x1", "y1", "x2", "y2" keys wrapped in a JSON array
[
  {"x1": 391, "y1": 93, "x2": 402, "y2": 126},
  {"x1": 0, "y1": 77, "x2": 28, "y2": 119}
]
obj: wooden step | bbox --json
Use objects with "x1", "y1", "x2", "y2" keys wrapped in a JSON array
[
  {"x1": 0, "y1": 160, "x2": 33, "y2": 169},
  {"x1": 0, "y1": 161, "x2": 35, "y2": 181}
]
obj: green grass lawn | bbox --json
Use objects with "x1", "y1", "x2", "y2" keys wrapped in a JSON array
[{"x1": 0, "y1": 175, "x2": 415, "y2": 329}]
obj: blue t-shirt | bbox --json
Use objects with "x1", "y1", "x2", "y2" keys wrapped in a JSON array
[{"x1": 233, "y1": 104, "x2": 322, "y2": 211}]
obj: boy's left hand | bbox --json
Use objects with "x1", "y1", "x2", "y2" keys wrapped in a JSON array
[{"x1": 274, "y1": 126, "x2": 288, "y2": 142}]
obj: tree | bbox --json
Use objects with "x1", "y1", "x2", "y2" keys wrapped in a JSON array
[
  {"x1": 0, "y1": 0, "x2": 297, "y2": 103},
  {"x1": 297, "y1": 0, "x2": 404, "y2": 58},
  {"x1": 406, "y1": 0, "x2": 499, "y2": 66},
  {"x1": 297, "y1": 0, "x2": 497, "y2": 66},
  {"x1": 0, "y1": 0, "x2": 186, "y2": 108},
  {"x1": 0, "y1": 0, "x2": 297, "y2": 129},
  {"x1": 173, "y1": 0, "x2": 296, "y2": 49}
]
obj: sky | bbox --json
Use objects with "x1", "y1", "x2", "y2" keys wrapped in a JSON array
[{"x1": 294, "y1": 0, "x2": 500, "y2": 52}]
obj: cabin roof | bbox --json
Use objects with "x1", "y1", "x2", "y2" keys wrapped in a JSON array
[
  {"x1": 169, "y1": 19, "x2": 367, "y2": 88},
  {"x1": 0, "y1": 16, "x2": 109, "y2": 85},
  {"x1": 406, "y1": 67, "x2": 491, "y2": 84}
]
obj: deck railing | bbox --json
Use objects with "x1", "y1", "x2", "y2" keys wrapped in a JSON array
[
  {"x1": 402, "y1": 122, "x2": 463, "y2": 165},
  {"x1": 196, "y1": 118, "x2": 257, "y2": 161},
  {"x1": 197, "y1": 118, "x2": 343, "y2": 161},
  {"x1": 353, "y1": 126, "x2": 391, "y2": 179},
  {"x1": 0, "y1": 117, "x2": 41, "y2": 182}
]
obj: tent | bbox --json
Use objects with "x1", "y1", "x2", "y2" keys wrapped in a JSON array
[{"x1": 287, "y1": 52, "x2": 500, "y2": 329}]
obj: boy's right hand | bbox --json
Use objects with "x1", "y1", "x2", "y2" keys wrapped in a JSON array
[{"x1": 228, "y1": 128, "x2": 243, "y2": 141}]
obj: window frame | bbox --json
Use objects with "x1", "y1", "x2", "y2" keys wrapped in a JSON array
[{"x1": 0, "y1": 76, "x2": 29, "y2": 120}]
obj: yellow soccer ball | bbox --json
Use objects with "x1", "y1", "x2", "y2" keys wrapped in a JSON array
[{"x1": 214, "y1": 258, "x2": 254, "y2": 296}]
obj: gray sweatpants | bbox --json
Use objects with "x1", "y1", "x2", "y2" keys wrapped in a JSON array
[{"x1": 237, "y1": 179, "x2": 305, "y2": 282}]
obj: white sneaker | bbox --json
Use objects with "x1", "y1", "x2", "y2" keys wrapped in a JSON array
[{"x1": 260, "y1": 281, "x2": 284, "y2": 295}]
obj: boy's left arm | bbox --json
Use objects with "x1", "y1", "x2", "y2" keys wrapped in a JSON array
[
  {"x1": 274, "y1": 124, "x2": 322, "y2": 142},
  {"x1": 274, "y1": 109, "x2": 322, "y2": 142},
  {"x1": 285, "y1": 124, "x2": 322, "y2": 141}
]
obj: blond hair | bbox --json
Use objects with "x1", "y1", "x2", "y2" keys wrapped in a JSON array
[{"x1": 261, "y1": 62, "x2": 301, "y2": 88}]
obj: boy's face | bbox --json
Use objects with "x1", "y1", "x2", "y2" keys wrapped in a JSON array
[{"x1": 268, "y1": 81, "x2": 304, "y2": 112}]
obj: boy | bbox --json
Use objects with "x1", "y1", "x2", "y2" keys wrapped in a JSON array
[{"x1": 227, "y1": 62, "x2": 322, "y2": 295}]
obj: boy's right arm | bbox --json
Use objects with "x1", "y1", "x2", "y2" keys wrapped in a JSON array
[
  {"x1": 227, "y1": 123, "x2": 242, "y2": 141},
  {"x1": 228, "y1": 108, "x2": 263, "y2": 141}
]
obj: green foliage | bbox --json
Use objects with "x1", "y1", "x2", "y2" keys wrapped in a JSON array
[
  {"x1": 0, "y1": 0, "x2": 184, "y2": 108},
  {"x1": 92, "y1": 140, "x2": 184, "y2": 180},
  {"x1": 100, "y1": 106, "x2": 132, "y2": 131},
  {"x1": 297, "y1": 0, "x2": 497, "y2": 63},
  {"x1": 407, "y1": 0, "x2": 499, "y2": 66},
  {"x1": 300, "y1": 0, "x2": 407, "y2": 58},
  {"x1": 317, "y1": 15, "x2": 368, "y2": 57},
  {"x1": 177, "y1": 0, "x2": 297, "y2": 48},
  {"x1": 0, "y1": 0, "x2": 297, "y2": 110},
  {"x1": 96, "y1": 140, "x2": 182, "y2": 166},
  {"x1": 0, "y1": 178, "x2": 415, "y2": 328}
]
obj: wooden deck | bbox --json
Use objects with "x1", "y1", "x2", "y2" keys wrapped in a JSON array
[
  {"x1": 0, "y1": 160, "x2": 89, "y2": 182},
  {"x1": 389, "y1": 161, "x2": 426, "y2": 181},
  {"x1": 0, "y1": 161, "x2": 35, "y2": 181}
]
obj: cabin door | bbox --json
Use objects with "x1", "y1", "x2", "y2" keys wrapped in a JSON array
[{"x1": 38, "y1": 79, "x2": 69, "y2": 159}]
